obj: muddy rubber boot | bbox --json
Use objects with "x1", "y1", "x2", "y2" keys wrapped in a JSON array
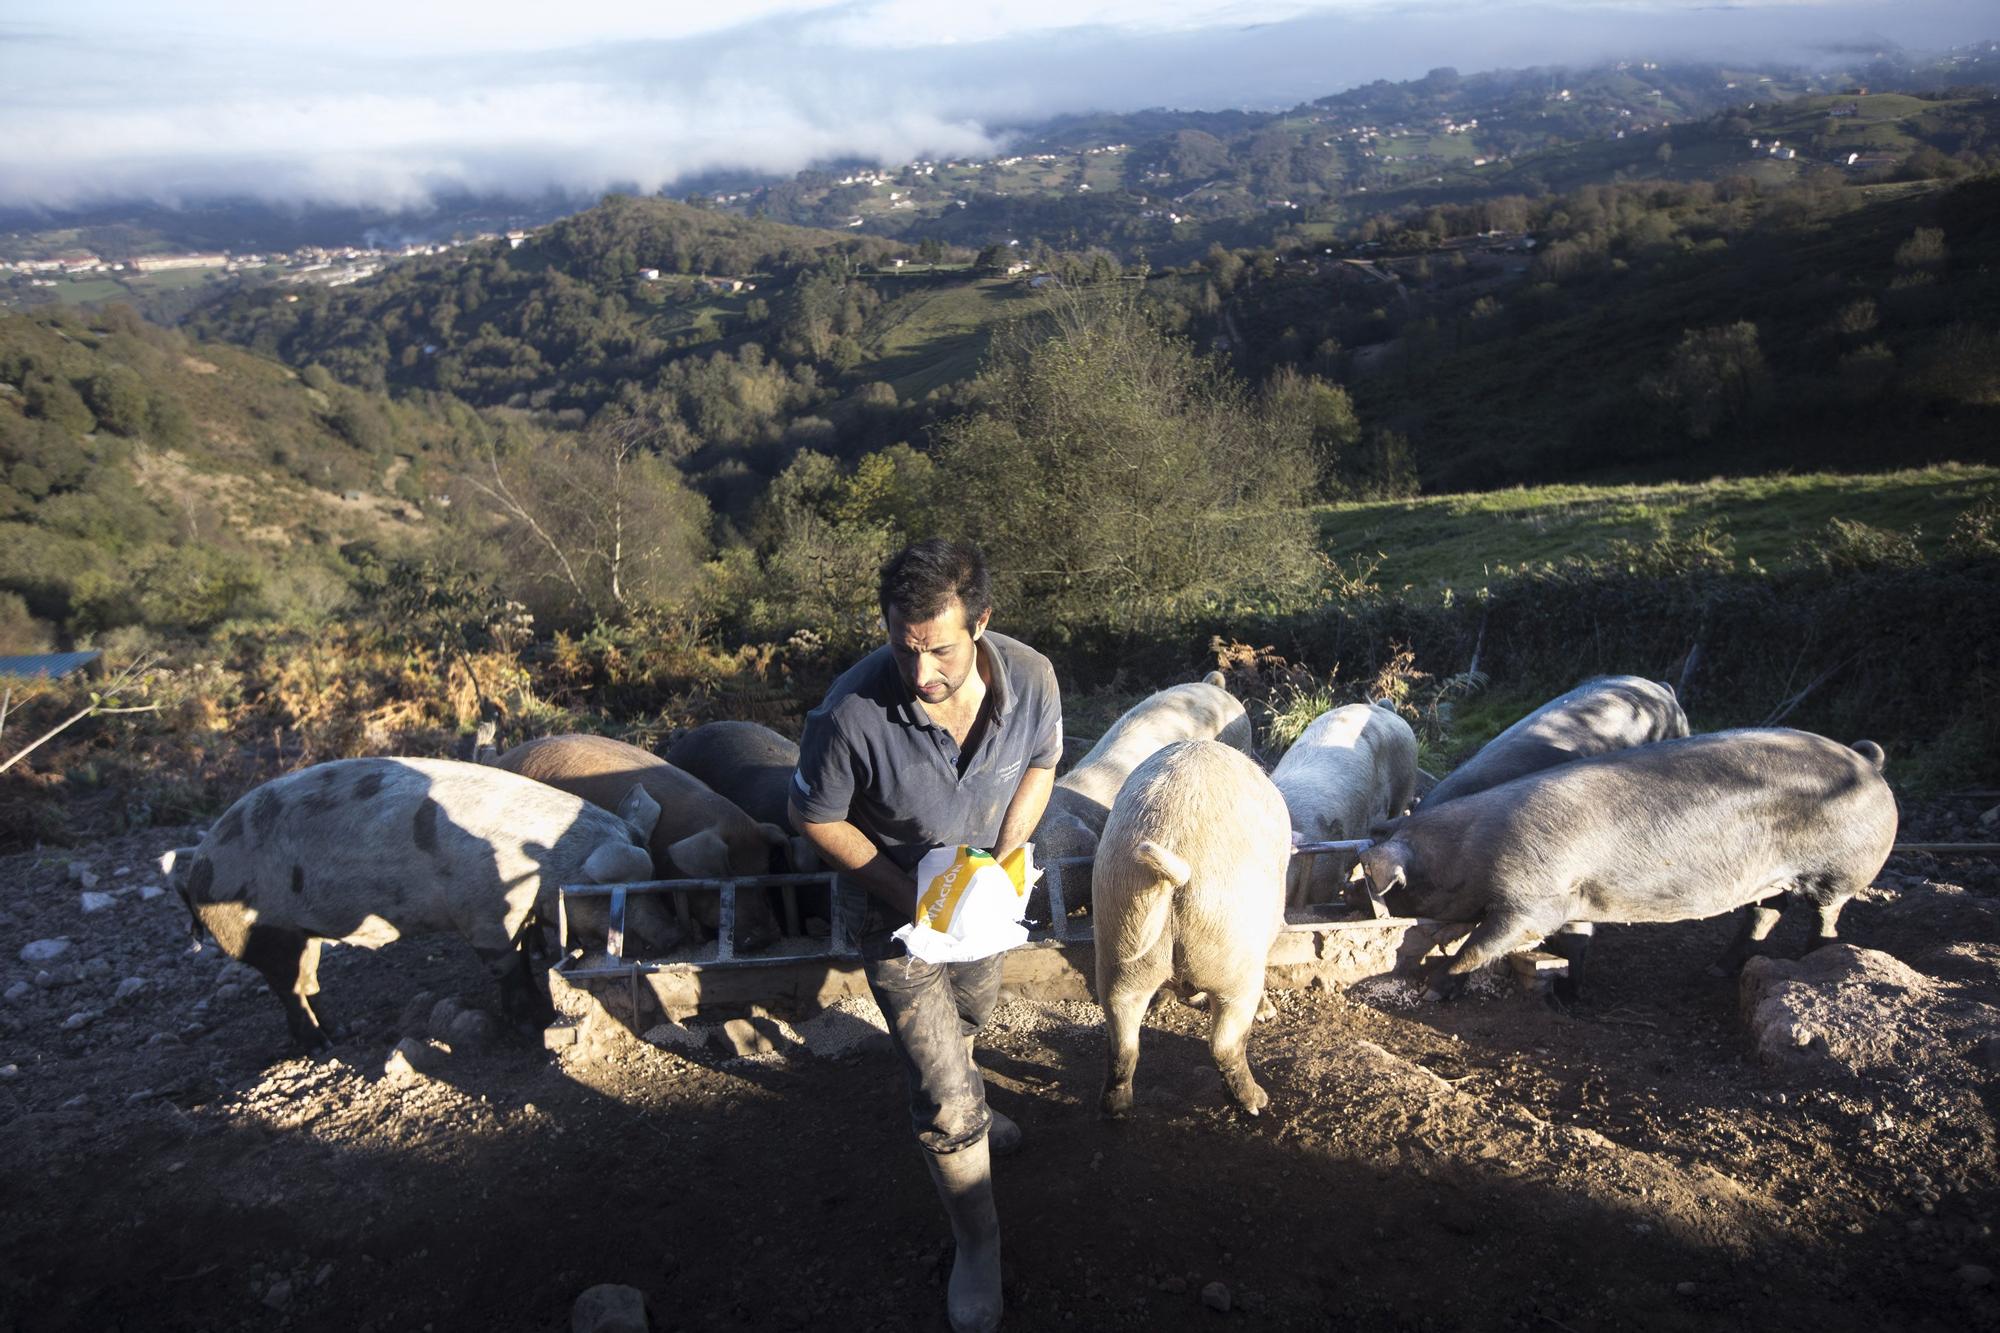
[
  {"x1": 925, "y1": 1137, "x2": 1003, "y2": 1333},
  {"x1": 964, "y1": 1034, "x2": 1022, "y2": 1157}
]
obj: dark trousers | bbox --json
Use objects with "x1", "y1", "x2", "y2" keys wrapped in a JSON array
[{"x1": 863, "y1": 934, "x2": 1004, "y2": 1155}]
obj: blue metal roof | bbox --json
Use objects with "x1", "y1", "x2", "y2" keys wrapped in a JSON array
[{"x1": 0, "y1": 651, "x2": 103, "y2": 680}]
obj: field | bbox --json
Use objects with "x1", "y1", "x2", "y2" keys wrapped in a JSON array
[
  {"x1": 1316, "y1": 465, "x2": 2000, "y2": 591},
  {"x1": 3, "y1": 796, "x2": 1996, "y2": 1332},
  {"x1": 859, "y1": 277, "x2": 1046, "y2": 398}
]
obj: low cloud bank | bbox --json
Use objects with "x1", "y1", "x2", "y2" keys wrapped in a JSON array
[{"x1": 0, "y1": 1, "x2": 1990, "y2": 210}]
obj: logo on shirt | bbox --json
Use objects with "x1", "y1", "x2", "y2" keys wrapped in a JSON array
[
  {"x1": 998, "y1": 759, "x2": 1022, "y2": 782},
  {"x1": 793, "y1": 771, "x2": 813, "y2": 799}
]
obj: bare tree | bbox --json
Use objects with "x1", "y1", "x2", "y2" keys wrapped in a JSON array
[{"x1": 463, "y1": 415, "x2": 710, "y2": 623}]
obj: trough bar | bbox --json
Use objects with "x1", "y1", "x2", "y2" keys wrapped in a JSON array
[{"x1": 550, "y1": 841, "x2": 1455, "y2": 1028}]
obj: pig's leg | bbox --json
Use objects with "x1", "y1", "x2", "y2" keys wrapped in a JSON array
[
  {"x1": 242, "y1": 924, "x2": 330, "y2": 1053},
  {"x1": 1424, "y1": 906, "x2": 1559, "y2": 1002},
  {"x1": 1546, "y1": 922, "x2": 1594, "y2": 1005},
  {"x1": 1708, "y1": 899, "x2": 1784, "y2": 977},
  {"x1": 478, "y1": 937, "x2": 556, "y2": 1032},
  {"x1": 1207, "y1": 987, "x2": 1270, "y2": 1116},
  {"x1": 1100, "y1": 938, "x2": 1172, "y2": 1119},
  {"x1": 1805, "y1": 887, "x2": 1855, "y2": 951}
]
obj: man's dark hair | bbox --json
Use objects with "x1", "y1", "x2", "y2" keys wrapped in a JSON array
[{"x1": 879, "y1": 539, "x2": 992, "y2": 626}]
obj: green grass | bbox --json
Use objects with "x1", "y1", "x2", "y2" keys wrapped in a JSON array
[
  {"x1": 1316, "y1": 464, "x2": 2000, "y2": 591},
  {"x1": 49, "y1": 279, "x2": 126, "y2": 305},
  {"x1": 859, "y1": 278, "x2": 1044, "y2": 398}
]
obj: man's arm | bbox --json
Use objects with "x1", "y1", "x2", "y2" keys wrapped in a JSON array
[
  {"x1": 992, "y1": 765, "x2": 1056, "y2": 862},
  {"x1": 789, "y1": 795, "x2": 919, "y2": 921}
]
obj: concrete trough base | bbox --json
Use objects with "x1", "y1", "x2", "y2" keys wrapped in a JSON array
[{"x1": 547, "y1": 913, "x2": 1559, "y2": 1043}]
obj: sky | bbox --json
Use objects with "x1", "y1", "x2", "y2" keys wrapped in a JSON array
[{"x1": 0, "y1": 0, "x2": 1992, "y2": 211}]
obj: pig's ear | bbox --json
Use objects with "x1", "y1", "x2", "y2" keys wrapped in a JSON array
[
  {"x1": 616, "y1": 783, "x2": 661, "y2": 842},
  {"x1": 584, "y1": 842, "x2": 653, "y2": 885},
  {"x1": 665, "y1": 828, "x2": 731, "y2": 878},
  {"x1": 1356, "y1": 842, "x2": 1405, "y2": 918},
  {"x1": 1202, "y1": 670, "x2": 1227, "y2": 689},
  {"x1": 756, "y1": 821, "x2": 789, "y2": 849}
]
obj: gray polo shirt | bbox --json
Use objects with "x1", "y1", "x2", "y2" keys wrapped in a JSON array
[{"x1": 792, "y1": 630, "x2": 1062, "y2": 877}]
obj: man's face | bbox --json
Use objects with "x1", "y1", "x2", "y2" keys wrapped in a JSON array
[{"x1": 885, "y1": 597, "x2": 989, "y2": 707}]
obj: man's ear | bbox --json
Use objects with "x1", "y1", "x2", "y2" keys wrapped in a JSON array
[{"x1": 972, "y1": 606, "x2": 991, "y2": 639}]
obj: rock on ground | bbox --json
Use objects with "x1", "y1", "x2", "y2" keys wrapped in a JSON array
[
  {"x1": 572, "y1": 1282, "x2": 649, "y2": 1333},
  {"x1": 1741, "y1": 944, "x2": 1941, "y2": 1075}
]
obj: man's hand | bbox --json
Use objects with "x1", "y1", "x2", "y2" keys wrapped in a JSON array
[
  {"x1": 790, "y1": 796, "x2": 920, "y2": 920},
  {"x1": 992, "y1": 765, "x2": 1056, "y2": 863}
]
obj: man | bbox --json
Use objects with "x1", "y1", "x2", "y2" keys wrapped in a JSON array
[{"x1": 790, "y1": 539, "x2": 1060, "y2": 1333}]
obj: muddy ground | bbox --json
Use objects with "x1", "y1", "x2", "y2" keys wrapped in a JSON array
[{"x1": 2, "y1": 800, "x2": 1998, "y2": 1333}]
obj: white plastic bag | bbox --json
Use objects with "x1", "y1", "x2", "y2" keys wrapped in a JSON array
[{"x1": 891, "y1": 844, "x2": 1041, "y2": 964}]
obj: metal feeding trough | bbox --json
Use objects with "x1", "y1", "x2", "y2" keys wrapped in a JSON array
[{"x1": 548, "y1": 840, "x2": 1472, "y2": 1031}]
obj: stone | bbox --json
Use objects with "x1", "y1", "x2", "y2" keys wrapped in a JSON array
[
  {"x1": 3, "y1": 981, "x2": 30, "y2": 1003},
  {"x1": 61, "y1": 1010, "x2": 95, "y2": 1031},
  {"x1": 571, "y1": 1283, "x2": 649, "y2": 1333},
  {"x1": 427, "y1": 996, "x2": 465, "y2": 1041},
  {"x1": 543, "y1": 1024, "x2": 578, "y2": 1050},
  {"x1": 263, "y1": 1280, "x2": 293, "y2": 1311},
  {"x1": 81, "y1": 958, "x2": 112, "y2": 980},
  {"x1": 79, "y1": 891, "x2": 117, "y2": 914},
  {"x1": 1973, "y1": 1034, "x2": 2000, "y2": 1072},
  {"x1": 214, "y1": 983, "x2": 242, "y2": 1002},
  {"x1": 139, "y1": 884, "x2": 166, "y2": 902},
  {"x1": 1676, "y1": 1281, "x2": 1699, "y2": 1296},
  {"x1": 68, "y1": 862, "x2": 98, "y2": 889},
  {"x1": 446, "y1": 1008, "x2": 499, "y2": 1052},
  {"x1": 398, "y1": 990, "x2": 438, "y2": 1035},
  {"x1": 115, "y1": 977, "x2": 148, "y2": 1002},
  {"x1": 0, "y1": 1064, "x2": 19, "y2": 1079},
  {"x1": 1979, "y1": 804, "x2": 1999, "y2": 830},
  {"x1": 20, "y1": 938, "x2": 71, "y2": 965},
  {"x1": 717, "y1": 1017, "x2": 776, "y2": 1058},
  {"x1": 1201, "y1": 1281, "x2": 1232, "y2": 1313},
  {"x1": 1960, "y1": 1264, "x2": 1994, "y2": 1289},
  {"x1": 1740, "y1": 945, "x2": 1932, "y2": 1076},
  {"x1": 384, "y1": 1037, "x2": 432, "y2": 1084}
]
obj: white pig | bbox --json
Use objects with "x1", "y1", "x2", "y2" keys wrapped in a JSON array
[
  {"x1": 1095, "y1": 740, "x2": 1290, "y2": 1118},
  {"x1": 1271, "y1": 702, "x2": 1418, "y2": 908},
  {"x1": 1034, "y1": 673, "x2": 1254, "y2": 907}
]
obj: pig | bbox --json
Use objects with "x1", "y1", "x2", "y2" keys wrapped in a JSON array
[
  {"x1": 1034, "y1": 673, "x2": 1254, "y2": 909},
  {"x1": 1096, "y1": 739, "x2": 1291, "y2": 1118},
  {"x1": 664, "y1": 720, "x2": 818, "y2": 872},
  {"x1": 1357, "y1": 729, "x2": 1898, "y2": 1004},
  {"x1": 1271, "y1": 702, "x2": 1418, "y2": 908},
  {"x1": 493, "y1": 734, "x2": 788, "y2": 951},
  {"x1": 1421, "y1": 675, "x2": 1689, "y2": 810},
  {"x1": 162, "y1": 757, "x2": 659, "y2": 1052}
]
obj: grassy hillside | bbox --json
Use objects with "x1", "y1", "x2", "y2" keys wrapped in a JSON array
[
  {"x1": 1317, "y1": 464, "x2": 2000, "y2": 590},
  {"x1": 0, "y1": 305, "x2": 469, "y2": 645}
]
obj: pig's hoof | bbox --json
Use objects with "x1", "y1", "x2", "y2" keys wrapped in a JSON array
[
  {"x1": 1228, "y1": 1080, "x2": 1270, "y2": 1117},
  {"x1": 1255, "y1": 994, "x2": 1277, "y2": 1022},
  {"x1": 1100, "y1": 1086, "x2": 1134, "y2": 1120}
]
